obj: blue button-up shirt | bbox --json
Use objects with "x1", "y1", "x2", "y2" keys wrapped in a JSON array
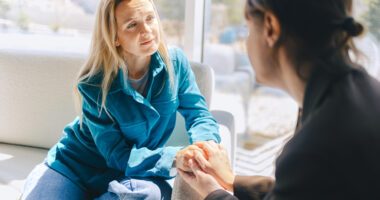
[{"x1": 46, "y1": 48, "x2": 220, "y2": 196}]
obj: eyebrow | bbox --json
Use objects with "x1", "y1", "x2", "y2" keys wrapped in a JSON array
[{"x1": 123, "y1": 11, "x2": 155, "y2": 24}]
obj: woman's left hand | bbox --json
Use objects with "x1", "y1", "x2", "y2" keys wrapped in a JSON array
[
  {"x1": 178, "y1": 159, "x2": 223, "y2": 199},
  {"x1": 175, "y1": 145, "x2": 204, "y2": 172}
]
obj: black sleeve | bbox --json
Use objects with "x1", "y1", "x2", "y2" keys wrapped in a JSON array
[
  {"x1": 205, "y1": 189, "x2": 239, "y2": 200},
  {"x1": 234, "y1": 176, "x2": 274, "y2": 200}
]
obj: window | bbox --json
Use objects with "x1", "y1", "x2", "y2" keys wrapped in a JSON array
[
  {"x1": 203, "y1": 0, "x2": 298, "y2": 142},
  {"x1": 354, "y1": 0, "x2": 380, "y2": 78},
  {"x1": 0, "y1": 0, "x2": 95, "y2": 53},
  {"x1": 155, "y1": 0, "x2": 186, "y2": 48},
  {"x1": 0, "y1": 0, "x2": 186, "y2": 53}
]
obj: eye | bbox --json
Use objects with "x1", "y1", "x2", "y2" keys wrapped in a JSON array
[
  {"x1": 146, "y1": 15, "x2": 155, "y2": 22},
  {"x1": 127, "y1": 22, "x2": 137, "y2": 29}
]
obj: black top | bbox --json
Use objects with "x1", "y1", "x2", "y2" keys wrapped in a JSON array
[{"x1": 206, "y1": 66, "x2": 380, "y2": 200}]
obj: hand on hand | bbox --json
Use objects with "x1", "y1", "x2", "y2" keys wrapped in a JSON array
[
  {"x1": 194, "y1": 141, "x2": 235, "y2": 191},
  {"x1": 178, "y1": 159, "x2": 223, "y2": 199},
  {"x1": 175, "y1": 144, "x2": 205, "y2": 172}
]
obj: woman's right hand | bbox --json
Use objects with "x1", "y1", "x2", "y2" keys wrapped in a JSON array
[
  {"x1": 194, "y1": 141, "x2": 235, "y2": 192},
  {"x1": 175, "y1": 145, "x2": 205, "y2": 172}
]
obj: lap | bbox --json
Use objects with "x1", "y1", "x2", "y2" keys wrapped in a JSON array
[
  {"x1": 23, "y1": 163, "x2": 172, "y2": 200},
  {"x1": 22, "y1": 163, "x2": 88, "y2": 200}
]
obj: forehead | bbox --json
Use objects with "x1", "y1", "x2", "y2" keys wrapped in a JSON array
[{"x1": 115, "y1": 0, "x2": 154, "y2": 18}]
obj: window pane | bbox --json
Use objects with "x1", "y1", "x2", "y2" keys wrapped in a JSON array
[
  {"x1": 203, "y1": 0, "x2": 298, "y2": 177},
  {"x1": 203, "y1": 0, "x2": 296, "y2": 140},
  {"x1": 354, "y1": 0, "x2": 380, "y2": 79},
  {"x1": 0, "y1": 0, "x2": 98, "y2": 53},
  {"x1": 0, "y1": 0, "x2": 185, "y2": 53},
  {"x1": 155, "y1": 0, "x2": 185, "y2": 48}
]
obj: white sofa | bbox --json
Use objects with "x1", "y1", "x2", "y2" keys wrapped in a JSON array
[{"x1": 0, "y1": 48, "x2": 235, "y2": 199}]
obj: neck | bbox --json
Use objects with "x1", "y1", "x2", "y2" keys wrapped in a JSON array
[
  {"x1": 277, "y1": 49, "x2": 309, "y2": 108},
  {"x1": 124, "y1": 54, "x2": 151, "y2": 79}
]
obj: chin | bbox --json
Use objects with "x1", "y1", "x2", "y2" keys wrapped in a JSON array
[
  {"x1": 255, "y1": 75, "x2": 272, "y2": 87},
  {"x1": 146, "y1": 46, "x2": 159, "y2": 55}
]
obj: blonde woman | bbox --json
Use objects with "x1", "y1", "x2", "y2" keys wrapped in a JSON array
[{"x1": 22, "y1": 0, "x2": 220, "y2": 199}]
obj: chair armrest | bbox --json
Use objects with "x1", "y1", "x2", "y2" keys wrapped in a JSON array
[
  {"x1": 211, "y1": 110, "x2": 236, "y2": 171},
  {"x1": 211, "y1": 110, "x2": 235, "y2": 135},
  {"x1": 236, "y1": 65, "x2": 255, "y2": 88}
]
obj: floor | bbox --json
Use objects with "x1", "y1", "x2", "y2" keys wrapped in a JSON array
[{"x1": 211, "y1": 86, "x2": 299, "y2": 177}]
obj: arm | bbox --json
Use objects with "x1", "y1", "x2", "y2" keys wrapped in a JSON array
[
  {"x1": 175, "y1": 49, "x2": 221, "y2": 144},
  {"x1": 233, "y1": 176, "x2": 275, "y2": 200},
  {"x1": 194, "y1": 142, "x2": 274, "y2": 199},
  {"x1": 204, "y1": 175, "x2": 275, "y2": 200},
  {"x1": 205, "y1": 190, "x2": 239, "y2": 200},
  {"x1": 79, "y1": 84, "x2": 181, "y2": 178}
]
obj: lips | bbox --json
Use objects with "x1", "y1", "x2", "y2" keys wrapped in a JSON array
[{"x1": 140, "y1": 39, "x2": 153, "y2": 45}]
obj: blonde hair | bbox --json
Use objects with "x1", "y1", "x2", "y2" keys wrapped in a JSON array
[{"x1": 74, "y1": 0, "x2": 174, "y2": 117}]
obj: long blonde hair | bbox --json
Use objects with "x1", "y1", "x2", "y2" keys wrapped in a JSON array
[{"x1": 74, "y1": 0, "x2": 174, "y2": 117}]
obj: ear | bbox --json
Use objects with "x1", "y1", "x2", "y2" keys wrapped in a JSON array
[{"x1": 263, "y1": 12, "x2": 281, "y2": 47}]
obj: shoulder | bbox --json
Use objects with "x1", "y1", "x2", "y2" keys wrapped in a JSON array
[
  {"x1": 300, "y1": 67, "x2": 380, "y2": 146},
  {"x1": 331, "y1": 68, "x2": 380, "y2": 115},
  {"x1": 168, "y1": 47, "x2": 191, "y2": 76},
  {"x1": 169, "y1": 46, "x2": 187, "y2": 63},
  {"x1": 77, "y1": 73, "x2": 104, "y2": 105}
]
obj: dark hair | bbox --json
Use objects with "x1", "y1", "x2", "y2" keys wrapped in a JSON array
[{"x1": 245, "y1": 0, "x2": 364, "y2": 79}]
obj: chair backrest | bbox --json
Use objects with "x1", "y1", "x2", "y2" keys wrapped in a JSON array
[
  {"x1": 0, "y1": 50, "x2": 82, "y2": 149},
  {"x1": 0, "y1": 50, "x2": 215, "y2": 149}
]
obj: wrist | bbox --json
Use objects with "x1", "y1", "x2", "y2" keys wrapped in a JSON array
[{"x1": 225, "y1": 174, "x2": 235, "y2": 192}]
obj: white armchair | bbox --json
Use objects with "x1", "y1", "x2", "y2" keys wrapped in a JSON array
[
  {"x1": 166, "y1": 62, "x2": 236, "y2": 168},
  {"x1": 0, "y1": 49, "x2": 235, "y2": 199}
]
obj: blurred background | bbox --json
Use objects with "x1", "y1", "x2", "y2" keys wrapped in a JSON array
[{"x1": 1, "y1": 0, "x2": 379, "y2": 176}]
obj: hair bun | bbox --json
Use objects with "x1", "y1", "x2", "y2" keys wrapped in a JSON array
[{"x1": 342, "y1": 17, "x2": 364, "y2": 37}]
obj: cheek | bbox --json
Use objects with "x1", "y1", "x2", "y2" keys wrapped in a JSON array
[
  {"x1": 246, "y1": 33, "x2": 271, "y2": 84},
  {"x1": 246, "y1": 34, "x2": 259, "y2": 70},
  {"x1": 152, "y1": 25, "x2": 160, "y2": 42},
  {"x1": 119, "y1": 33, "x2": 138, "y2": 50}
]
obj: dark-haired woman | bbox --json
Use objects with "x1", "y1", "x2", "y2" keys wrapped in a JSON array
[{"x1": 178, "y1": 0, "x2": 380, "y2": 199}]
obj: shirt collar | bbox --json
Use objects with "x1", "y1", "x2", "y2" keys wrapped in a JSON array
[{"x1": 110, "y1": 51, "x2": 167, "y2": 95}]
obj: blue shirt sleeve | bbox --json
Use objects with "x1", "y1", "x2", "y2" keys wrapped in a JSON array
[
  {"x1": 78, "y1": 84, "x2": 181, "y2": 178},
  {"x1": 174, "y1": 49, "x2": 221, "y2": 144}
]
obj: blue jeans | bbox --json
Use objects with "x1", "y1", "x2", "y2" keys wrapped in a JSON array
[{"x1": 22, "y1": 163, "x2": 172, "y2": 200}]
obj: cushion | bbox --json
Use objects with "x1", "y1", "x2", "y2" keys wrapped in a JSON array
[{"x1": 0, "y1": 143, "x2": 47, "y2": 199}]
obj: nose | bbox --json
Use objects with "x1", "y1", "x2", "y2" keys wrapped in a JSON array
[{"x1": 141, "y1": 22, "x2": 152, "y2": 37}]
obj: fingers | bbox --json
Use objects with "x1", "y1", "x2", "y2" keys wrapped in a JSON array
[
  {"x1": 194, "y1": 151, "x2": 211, "y2": 171},
  {"x1": 186, "y1": 144, "x2": 203, "y2": 151},
  {"x1": 196, "y1": 141, "x2": 218, "y2": 158},
  {"x1": 188, "y1": 159, "x2": 205, "y2": 178},
  {"x1": 177, "y1": 168, "x2": 195, "y2": 184}
]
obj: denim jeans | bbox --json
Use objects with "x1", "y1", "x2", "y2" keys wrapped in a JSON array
[
  {"x1": 22, "y1": 163, "x2": 172, "y2": 200},
  {"x1": 22, "y1": 163, "x2": 89, "y2": 200}
]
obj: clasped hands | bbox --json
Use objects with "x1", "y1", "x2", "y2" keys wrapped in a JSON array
[{"x1": 174, "y1": 141, "x2": 235, "y2": 198}]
